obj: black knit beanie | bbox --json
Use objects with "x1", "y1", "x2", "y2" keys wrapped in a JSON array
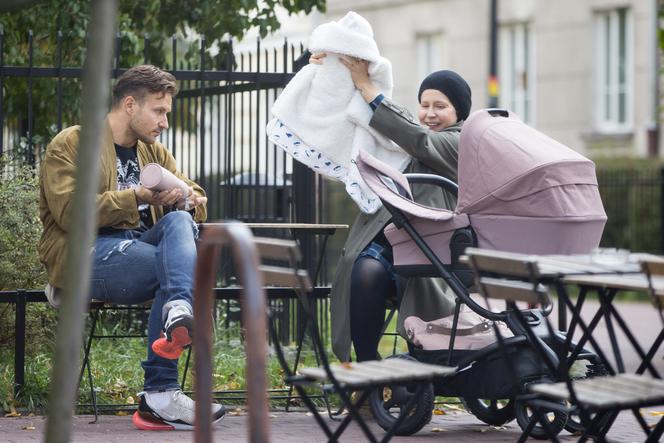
[{"x1": 417, "y1": 70, "x2": 472, "y2": 122}]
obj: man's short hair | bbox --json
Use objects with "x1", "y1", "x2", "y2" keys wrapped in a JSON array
[{"x1": 111, "y1": 64, "x2": 178, "y2": 108}]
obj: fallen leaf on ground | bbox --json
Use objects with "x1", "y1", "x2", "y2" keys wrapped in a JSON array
[
  {"x1": 22, "y1": 425, "x2": 35, "y2": 430},
  {"x1": 116, "y1": 411, "x2": 128, "y2": 416},
  {"x1": 433, "y1": 408, "x2": 446, "y2": 415},
  {"x1": 649, "y1": 410, "x2": 664, "y2": 416},
  {"x1": 441, "y1": 403, "x2": 465, "y2": 413},
  {"x1": 478, "y1": 425, "x2": 506, "y2": 432},
  {"x1": 4, "y1": 411, "x2": 21, "y2": 417},
  {"x1": 430, "y1": 427, "x2": 446, "y2": 432}
]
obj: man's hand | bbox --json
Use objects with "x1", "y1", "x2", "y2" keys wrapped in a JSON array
[
  {"x1": 181, "y1": 186, "x2": 207, "y2": 210},
  {"x1": 339, "y1": 55, "x2": 380, "y2": 103},
  {"x1": 135, "y1": 185, "x2": 183, "y2": 207}
]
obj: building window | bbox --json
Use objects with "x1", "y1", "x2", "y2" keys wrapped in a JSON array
[
  {"x1": 499, "y1": 22, "x2": 534, "y2": 124},
  {"x1": 416, "y1": 33, "x2": 447, "y2": 86},
  {"x1": 594, "y1": 8, "x2": 632, "y2": 132}
]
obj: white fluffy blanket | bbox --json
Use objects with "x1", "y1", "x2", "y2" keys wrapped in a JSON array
[{"x1": 266, "y1": 11, "x2": 410, "y2": 213}]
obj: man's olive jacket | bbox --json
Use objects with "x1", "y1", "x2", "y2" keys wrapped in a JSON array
[{"x1": 39, "y1": 120, "x2": 207, "y2": 288}]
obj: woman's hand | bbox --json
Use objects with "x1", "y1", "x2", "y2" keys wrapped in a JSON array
[
  {"x1": 309, "y1": 52, "x2": 327, "y2": 65},
  {"x1": 339, "y1": 55, "x2": 380, "y2": 103}
]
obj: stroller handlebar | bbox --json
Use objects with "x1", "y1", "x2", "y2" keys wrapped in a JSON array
[{"x1": 404, "y1": 173, "x2": 458, "y2": 198}]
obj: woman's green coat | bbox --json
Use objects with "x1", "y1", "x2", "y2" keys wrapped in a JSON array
[{"x1": 330, "y1": 97, "x2": 463, "y2": 361}]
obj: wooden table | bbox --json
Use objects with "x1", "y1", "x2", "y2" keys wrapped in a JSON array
[{"x1": 496, "y1": 252, "x2": 664, "y2": 378}]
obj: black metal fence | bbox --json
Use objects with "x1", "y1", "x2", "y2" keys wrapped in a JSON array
[
  {"x1": 0, "y1": 32, "x2": 314, "y2": 222},
  {"x1": 597, "y1": 166, "x2": 664, "y2": 254}
]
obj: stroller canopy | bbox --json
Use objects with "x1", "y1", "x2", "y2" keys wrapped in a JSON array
[{"x1": 457, "y1": 109, "x2": 605, "y2": 219}]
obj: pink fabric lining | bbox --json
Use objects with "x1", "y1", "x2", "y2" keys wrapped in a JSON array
[
  {"x1": 384, "y1": 214, "x2": 471, "y2": 266},
  {"x1": 355, "y1": 149, "x2": 455, "y2": 221},
  {"x1": 472, "y1": 214, "x2": 607, "y2": 255}
]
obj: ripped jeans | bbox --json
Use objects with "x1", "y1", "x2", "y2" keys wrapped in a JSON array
[{"x1": 91, "y1": 211, "x2": 198, "y2": 391}]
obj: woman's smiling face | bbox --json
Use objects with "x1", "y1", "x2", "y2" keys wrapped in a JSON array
[{"x1": 418, "y1": 89, "x2": 458, "y2": 131}]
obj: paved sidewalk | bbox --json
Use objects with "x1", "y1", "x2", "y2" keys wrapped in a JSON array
[{"x1": 1, "y1": 408, "x2": 661, "y2": 442}]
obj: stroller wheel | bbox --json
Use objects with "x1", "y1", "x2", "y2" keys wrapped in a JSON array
[
  {"x1": 515, "y1": 397, "x2": 568, "y2": 440},
  {"x1": 460, "y1": 397, "x2": 516, "y2": 426},
  {"x1": 368, "y1": 355, "x2": 434, "y2": 436},
  {"x1": 564, "y1": 358, "x2": 610, "y2": 434}
]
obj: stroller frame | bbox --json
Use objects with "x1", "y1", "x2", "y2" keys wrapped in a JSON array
[{"x1": 360, "y1": 168, "x2": 604, "y2": 439}]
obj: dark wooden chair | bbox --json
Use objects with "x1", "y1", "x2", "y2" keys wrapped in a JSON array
[
  {"x1": 255, "y1": 235, "x2": 455, "y2": 443},
  {"x1": 468, "y1": 248, "x2": 664, "y2": 443}
]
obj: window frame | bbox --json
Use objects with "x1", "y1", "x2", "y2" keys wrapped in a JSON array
[
  {"x1": 593, "y1": 7, "x2": 633, "y2": 133},
  {"x1": 498, "y1": 21, "x2": 535, "y2": 125}
]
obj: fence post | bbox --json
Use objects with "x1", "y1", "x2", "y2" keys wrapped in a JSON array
[{"x1": 13, "y1": 290, "x2": 26, "y2": 397}]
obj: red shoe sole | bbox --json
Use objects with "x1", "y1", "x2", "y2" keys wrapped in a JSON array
[
  {"x1": 132, "y1": 411, "x2": 175, "y2": 431},
  {"x1": 151, "y1": 326, "x2": 191, "y2": 359}
]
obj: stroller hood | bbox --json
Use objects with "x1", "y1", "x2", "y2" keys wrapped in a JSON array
[
  {"x1": 457, "y1": 109, "x2": 606, "y2": 219},
  {"x1": 457, "y1": 109, "x2": 606, "y2": 255}
]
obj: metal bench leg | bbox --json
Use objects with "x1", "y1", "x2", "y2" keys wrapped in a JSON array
[
  {"x1": 180, "y1": 347, "x2": 192, "y2": 389},
  {"x1": 285, "y1": 309, "x2": 308, "y2": 412},
  {"x1": 517, "y1": 412, "x2": 539, "y2": 443},
  {"x1": 330, "y1": 389, "x2": 378, "y2": 443},
  {"x1": 646, "y1": 415, "x2": 664, "y2": 443},
  {"x1": 78, "y1": 307, "x2": 100, "y2": 423}
]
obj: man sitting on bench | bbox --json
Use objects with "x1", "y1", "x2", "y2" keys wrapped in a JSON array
[{"x1": 38, "y1": 64, "x2": 225, "y2": 430}]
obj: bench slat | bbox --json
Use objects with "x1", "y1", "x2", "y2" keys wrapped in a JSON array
[
  {"x1": 259, "y1": 266, "x2": 312, "y2": 292},
  {"x1": 298, "y1": 359, "x2": 455, "y2": 388},
  {"x1": 530, "y1": 374, "x2": 664, "y2": 409},
  {"x1": 254, "y1": 237, "x2": 301, "y2": 262},
  {"x1": 479, "y1": 277, "x2": 546, "y2": 304}
]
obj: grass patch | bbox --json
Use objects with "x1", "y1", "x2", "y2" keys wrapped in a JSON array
[
  {"x1": 1, "y1": 315, "x2": 333, "y2": 415},
  {"x1": 1, "y1": 306, "x2": 466, "y2": 416}
]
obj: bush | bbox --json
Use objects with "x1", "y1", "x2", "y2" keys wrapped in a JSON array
[
  {"x1": 0, "y1": 156, "x2": 53, "y2": 352},
  {"x1": 0, "y1": 157, "x2": 47, "y2": 289}
]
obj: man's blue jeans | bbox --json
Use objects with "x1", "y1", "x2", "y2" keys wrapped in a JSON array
[{"x1": 90, "y1": 211, "x2": 198, "y2": 391}]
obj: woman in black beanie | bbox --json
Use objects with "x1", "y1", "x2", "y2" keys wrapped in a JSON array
[{"x1": 311, "y1": 52, "x2": 472, "y2": 364}]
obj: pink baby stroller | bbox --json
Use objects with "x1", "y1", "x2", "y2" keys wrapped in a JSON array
[{"x1": 355, "y1": 109, "x2": 608, "y2": 439}]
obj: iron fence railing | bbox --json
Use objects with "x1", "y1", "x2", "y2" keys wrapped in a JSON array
[
  {"x1": 0, "y1": 31, "x2": 332, "y2": 347},
  {"x1": 597, "y1": 166, "x2": 664, "y2": 254}
]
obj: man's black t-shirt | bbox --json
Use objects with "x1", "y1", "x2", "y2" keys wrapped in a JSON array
[{"x1": 114, "y1": 143, "x2": 153, "y2": 232}]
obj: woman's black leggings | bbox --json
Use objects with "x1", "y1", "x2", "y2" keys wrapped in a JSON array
[{"x1": 349, "y1": 256, "x2": 397, "y2": 361}]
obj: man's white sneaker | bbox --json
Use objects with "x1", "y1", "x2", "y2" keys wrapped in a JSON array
[{"x1": 137, "y1": 390, "x2": 225, "y2": 430}]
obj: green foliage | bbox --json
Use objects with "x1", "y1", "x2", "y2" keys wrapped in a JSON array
[
  {"x1": 0, "y1": 156, "x2": 53, "y2": 359},
  {"x1": 0, "y1": 0, "x2": 326, "y2": 158},
  {"x1": 0, "y1": 318, "x2": 328, "y2": 413},
  {"x1": 0, "y1": 156, "x2": 46, "y2": 289}
]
